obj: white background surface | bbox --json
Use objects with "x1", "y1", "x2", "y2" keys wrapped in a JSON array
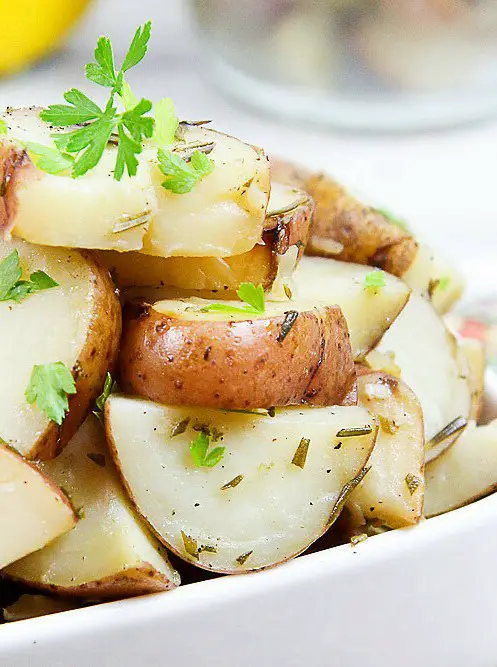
[{"x1": 0, "y1": 0, "x2": 495, "y2": 300}]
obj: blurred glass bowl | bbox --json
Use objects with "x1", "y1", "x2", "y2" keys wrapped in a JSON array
[
  {"x1": 191, "y1": 0, "x2": 497, "y2": 131},
  {"x1": 0, "y1": 0, "x2": 91, "y2": 77}
]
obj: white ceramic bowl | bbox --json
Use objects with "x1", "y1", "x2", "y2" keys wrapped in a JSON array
[{"x1": 2, "y1": 372, "x2": 497, "y2": 667}]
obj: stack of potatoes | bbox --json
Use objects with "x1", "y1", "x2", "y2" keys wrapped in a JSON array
[{"x1": 0, "y1": 110, "x2": 493, "y2": 619}]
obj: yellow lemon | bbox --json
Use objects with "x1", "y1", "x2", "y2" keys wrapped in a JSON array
[{"x1": 0, "y1": 0, "x2": 91, "y2": 76}]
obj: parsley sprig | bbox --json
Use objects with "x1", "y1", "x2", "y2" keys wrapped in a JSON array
[
  {"x1": 190, "y1": 432, "x2": 225, "y2": 468},
  {"x1": 158, "y1": 148, "x2": 214, "y2": 194},
  {"x1": 93, "y1": 372, "x2": 117, "y2": 423},
  {"x1": 364, "y1": 270, "x2": 386, "y2": 290},
  {"x1": 0, "y1": 118, "x2": 7, "y2": 135},
  {"x1": 25, "y1": 362, "x2": 76, "y2": 425},
  {"x1": 40, "y1": 22, "x2": 154, "y2": 180},
  {"x1": 0, "y1": 250, "x2": 59, "y2": 304},
  {"x1": 201, "y1": 282, "x2": 265, "y2": 316}
]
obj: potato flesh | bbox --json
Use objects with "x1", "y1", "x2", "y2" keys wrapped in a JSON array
[
  {"x1": 287, "y1": 257, "x2": 411, "y2": 359},
  {"x1": 106, "y1": 395, "x2": 376, "y2": 573},
  {"x1": 372, "y1": 291, "x2": 471, "y2": 460},
  {"x1": 0, "y1": 445, "x2": 75, "y2": 569},
  {"x1": 0, "y1": 238, "x2": 94, "y2": 458},
  {"x1": 351, "y1": 373, "x2": 425, "y2": 528},
  {"x1": 5, "y1": 417, "x2": 180, "y2": 596},
  {"x1": 425, "y1": 421, "x2": 497, "y2": 517},
  {"x1": 2, "y1": 109, "x2": 270, "y2": 257},
  {"x1": 152, "y1": 256, "x2": 410, "y2": 362},
  {"x1": 402, "y1": 242, "x2": 465, "y2": 315}
]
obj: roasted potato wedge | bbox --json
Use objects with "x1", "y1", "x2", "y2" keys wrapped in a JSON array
[
  {"x1": 0, "y1": 445, "x2": 76, "y2": 569},
  {"x1": 5, "y1": 417, "x2": 180, "y2": 599},
  {"x1": 106, "y1": 395, "x2": 377, "y2": 573},
  {"x1": 1, "y1": 108, "x2": 270, "y2": 257},
  {"x1": 271, "y1": 157, "x2": 464, "y2": 314},
  {"x1": 288, "y1": 256, "x2": 411, "y2": 359},
  {"x1": 350, "y1": 371, "x2": 425, "y2": 528},
  {"x1": 95, "y1": 182, "x2": 312, "y2": 293},
  {"x1": 425, "y1": 421, "x2": 497, "y2": 517},
  {"x1": 0, "y1": 237, "x2": 121, "y2": 460},
  {"x1": 370, "y1": 291, "x2": 471, "y2": 461},
  {"x1": 119, "y1": 299, "x2": 356, "y2": 410}
]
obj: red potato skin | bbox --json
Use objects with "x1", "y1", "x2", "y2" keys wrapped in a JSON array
[
  {"x1": 32, "y1": 254, "x2": 122, "y2": 460},
  {"x1": 0, "y1": 143, "x2": 37, "y2": 237},
  {"x1": 119, "y1": 302, "x2": 357, "y2": 410},
  {"x1": 270, "y1": 158, "x2": 419, "y2": 277}
]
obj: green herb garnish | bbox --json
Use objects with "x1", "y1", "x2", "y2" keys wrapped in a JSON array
[
  {"x1": 171, "y1": 417, "x2": 190, "y2": 437},
  {"x1": 221, "y1": 474, "x2": 244, "y2": 490},
  {"x1": 158, "y1": 147, "x2": 214, "y2": 194},
  {"x1": 24, "y1": 142, "x2": 74, "y2": 175},
  {"x1": 428, "y1": 416, "x2": 467, "y2": 448},
  {"x1": 405, "y1": 473, "x2": 422, "y2": 496},
  {"x1": 328, "y1": 466, "x2": 371, "y2": 527},
  {"x1": 25, "y1": 362, "x2": 76, "y2": 425},
  {"x1": 291, "y1": 437, "x2": 310, "y2": 469},
  {"x1": 336, "y1": 426, "x2": 373, "y2": 438},
  {"x1": 40, "y1": 22, "x2": 154, "y2": 180},
  {"x1": 236, "y1": 551, "x2": 253, "y2": 566},
  {"x1": 181, "y1": 531, "x2": 199, "y2": 559},
  {"x1": 364, "y1": 270, "x2": 386, "y2": 290},
  {"x1": 200, "y1": 282, "x2": 265, "y2": 316},
  {"x1": 0, "y1": 118, "x2": 7, "y2": 135},
  {"x1": 0, "y1": 250, "x2": 59, "y2": 304},
  {"x1": 93, "y1": 372, "x2": 117, "y2": 423},
  {"x1": 190, "y1": 431, "x2": 225, "y2": 468},
  {"x1": 153, "y1": 98, "x2": 179, "y2": 147}
]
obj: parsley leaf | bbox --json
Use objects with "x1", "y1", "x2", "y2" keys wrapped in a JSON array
[
  {"x1": 120, "y1": 81, "x2": 139, "y2": 111},
  {"x1": 93, "y1": 372, "x2": 117, "y2": 423},
  {"x1": 41, "y1": 89, "x2": 103, "y2": 126},
  {"x1": 190, "y1": 432, "x2": 225, "y2": 468},
  {"x1": 0, "y1": 118, "x2": 7, "y2": 135},
  {"x1": 364, "y1": 270, "x2": 386, "y2": 290},
  {"x1": 0, "y1": 250, "x2": 59, "y2": 303},
  {"x1": 121, "y1": 21, "x2": 152, "y2": 73},
  {"x1": 85, "y1": 36, "x2": 119, "y2": 90},
  {"x1": 200, "y1": 282, "x2": 265, "y2": 316},
  {"x1": 158, "y1": 148, "x2": 214, "y2": 194},
  {"x1": 25, "y1": 362, "x2": 77, "y2": 425},
  {"x1": 153, "y1": 98, "x2": 179, "y2": 147},
  {"x1": 24, "y1": 142, "x2": 74, "y2": 175}
]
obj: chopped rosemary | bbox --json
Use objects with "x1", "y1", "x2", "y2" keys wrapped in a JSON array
[
  {"x1": 379, "y1": 415, "x2": 399, "y2": 435},
  {"x1": 171, "y1": 140, "x2": 214, "y2": 161},
  {"x1": 336, "y1": 426, "x2": 373, "y2": 438},
  {"x1": 181, "y1": 531, "x2": 199, "y2": 559},
  {"x1": 283, "y1": 284, "x2": 293, "y2": 300},
  {"x1": 291, "y1": 437, "x2": 310, "y2": 469},
  {"x1": 112, "y1": 209, "x2": 152, "y2": 233},
  {"x1": 199, "y1": 544, "x2": 217, "y2": 554},
  {"x1": 277, "y1": 310, "x2": 299, "y2": 343},
  {"x1": 405, "y1": 473, "x2": 422, "y2": 496},
  {"x1": 221, "y1": 474, "x2": 244, "y2": 490},
  {"x1": 428, "y1": 416, "x2": 467, "y2": 448},
  {"x1": 170, "y1": 417, "x2": 190, "y2": 437},
  {"x1": 328, "y1": 466, "x2": 371, "y2": 526},
  {"x1": 236, "y1": 551, "x2": 253, "y2": 566}
]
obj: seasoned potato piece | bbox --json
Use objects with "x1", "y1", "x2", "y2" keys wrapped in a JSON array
[
  {"x1": 95, "y1": 182, "x2": 312, "y2": 292},
  {"x1": 350, "y1": 372, "x2": 425, "y2": 528},
  {"x1": 106, "y1": 395, "x2": 377, "y2": 573},
  {"x1": 0, "y1": 445, "x2": 76, "y2": 569},
  {"x1": 2, "y1": 595, "x2": 83, "y2": 622},
  {"x1": 271, "y1": 158, "x2": 464, "y2": 314},
  {"x1": 370, "y1": 291, "x2": 471, "y2": 461},
  {"x1": 5, "y1": 417, "x2": 180, "y2": 599},
  {"x1": 1, "y1": 108, "x2": 270, "y2": 257},
  {"x1": 0, "y1": 237, "x2": 121, "y2": 459},
  {"x1": 288, "y1": 257, "x2": 411, "y2": 360},
  {"x1": 119, "y1": 300, "x2": 356, "y2": 410},
  {"x1": 425, "y1": 421, "x2": 497, "y2": 517}
]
